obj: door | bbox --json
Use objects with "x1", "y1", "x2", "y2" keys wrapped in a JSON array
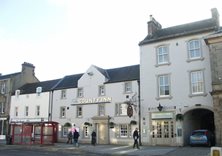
[
  {"x1": 98, "y1": 123, "x2": 108, "y2": 144},
  {"x1": 151, "y1": 120, "x2": 175, "y2": 145}
]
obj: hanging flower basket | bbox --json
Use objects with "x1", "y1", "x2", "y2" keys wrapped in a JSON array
[
  {"x1": 130, "y1": 120, "x2": 137, "y2": 125},
  {"x1": 64, "y1": 122, "x2": 72, "y2": 127},
  {"x1": 109, "y1": 122, "x2": 115, "y2": 128},
  {"x1": 84, "y1": 122, "x2": 92, "y2": 126},
  {"x1": 176, "y1": 114, "x2": 183, "y2": 121}
]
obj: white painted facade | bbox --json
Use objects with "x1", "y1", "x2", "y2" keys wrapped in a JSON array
[
  {"x1": 10, "y1": 91, "x2": 50, "y2": 123},
  {"x1": 140, "y1": 33, "x2": 214, "y2": 146},
  {"x1": 52, "y1": 65, "x2": 139, "y2": 145}
]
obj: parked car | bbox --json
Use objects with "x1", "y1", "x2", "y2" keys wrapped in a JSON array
[{"x1": 190, "y1": 129, "x2": 215, "y2": 147}]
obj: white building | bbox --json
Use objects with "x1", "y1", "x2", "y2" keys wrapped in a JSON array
[
  {"x1": 139, "y1": 8, "x2": 220, "y2": 146},
  {"x1": 52, "y1": 65, "x2": 139, "y2": 144},
  {"x1": 10, "y1": 79, "x2": 61, "y2": 123},
  {"x1": 10, "y1": 65, "x2": 140, "y2": 145}
]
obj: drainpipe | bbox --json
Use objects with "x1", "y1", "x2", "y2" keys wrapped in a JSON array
[{"x1": 137, "y1": 80, "x2": 142, "y2": 146}]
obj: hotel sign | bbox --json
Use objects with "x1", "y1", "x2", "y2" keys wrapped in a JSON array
[
  {"x1": 151, "y1": 112, "x2": 173, "y2": 119},
  {"x1": 77, "y1": 97, "x2": 112, "y2": 104}
]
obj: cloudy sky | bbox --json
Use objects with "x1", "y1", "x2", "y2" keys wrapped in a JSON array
[{"x1": 0, "y1": 0, "x2": 221, "y2": 81}]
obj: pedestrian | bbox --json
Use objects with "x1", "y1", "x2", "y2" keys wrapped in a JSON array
[
  {"x1": 73, "y1": 129, "x2": 80, "y2": 147},
  {"x1": 66, "y1": 131, "x2": 72, "y2": 144},
  {"x1": 133, "y1": 128, "x2": 140, "y2": 149},
  {"x1": 91, "y1": 130, "x2": 96, "y2": 146}
]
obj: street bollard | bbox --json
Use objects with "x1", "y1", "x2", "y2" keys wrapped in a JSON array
[{"x1": 211, "y1": 147, "x2": 222, "y2": 156}]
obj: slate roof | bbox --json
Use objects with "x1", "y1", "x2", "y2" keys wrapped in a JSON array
[
  {"x1": 139, "y1": 18, "x2": 218, "y2": 45},
  {"x1": 17, "y1": 79, "x2": 61, "y2": 95},
  {"x1": 0, "y1": 72, "x2": 21, "y2": 80},
  {"x1": 16, "y1": 64, "x2": 140, "y2": 94},
  {"x1": 53, "y1": 73, "x2": 83, "y2": 90},
  {"x1": 105, "y1": 64, "x2": 139, "y2": 83}
]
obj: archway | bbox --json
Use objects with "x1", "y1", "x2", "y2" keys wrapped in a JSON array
[{"x1": 183, "y1": 108, "x2": 215, "y2": 145}]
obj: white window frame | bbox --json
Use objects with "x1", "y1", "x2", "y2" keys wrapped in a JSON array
[
  {"x1": 36, "y1": 105, "x2": 40, "y2": 116},
  {"x1": 60, "y1": 106, "x2": 66, "y2": 118},
  {"x1": 115, "y1": 103, "x2": 128, "y2": 116},
  {"x1": 157, "y1": 74, "x2": 171, "y2": 98},
  {"x1": 98, "y1": 104, "x2": 105, "y2": 116},
  {"x1": 83, "y1": 126, "x2": 89, "y2": 138},
  {"x1": 77, "y1": 88, "x2": 84, "y2": 98},
  {"x1": 25, "y1": 106, "x2": 29, "y2": 116},
  {"x1": 157, "y1": 45, "x2": 169, "y2": 65},
  {"x1": 15, "y1": 107, "x2": 18, "y2": 116},
  {"x1": 118, "y1": 124, "x2": 131, "y2": 138},
  {"x1": 77, "y1": 106, "x2": 82, "y2": 118},
  {"x1": 61, "y1": 89, "x2": 67, "y2": 99},
  {"x1": 187, "y1": 39, "x2": 202, "y2": 60},
  {"x1": 62, "y1": 126, "x2": 69, "y2": 137},
  {"x1": 124, "y1": 82, "x2": 132, "y2": 93},
  {"x1": 190, "y1": 70, "x2": 205, "y2": 95},
  {"x1": 98, "y1": 85, "x2": 105, "y2": 96}
]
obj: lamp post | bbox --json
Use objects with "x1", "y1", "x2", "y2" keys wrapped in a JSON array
[{"x1": 137, "y1": 80, "x2": 142, "y2": 146}]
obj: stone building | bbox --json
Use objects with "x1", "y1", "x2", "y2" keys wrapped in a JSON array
[
  {"x1": 0, "y1": 62, "x2": 39, "y2": 142},
  {"x1": 205, "y1": 29, "x2": 222, "y2": 146}
]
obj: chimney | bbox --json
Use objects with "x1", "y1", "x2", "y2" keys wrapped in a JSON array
[
  {"x1": 147, "y1": 15, "x2": 162, "y2": 36},
  {"x1": 211, "y1": 8, "x2": 220, "y2": 29},
  {"x1": 22, "y1": 62, "x2": 35, "y2": 76}
]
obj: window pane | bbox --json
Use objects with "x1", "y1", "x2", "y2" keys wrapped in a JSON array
[{"x1": 191, "y1": 71, "x2": 204, "y2": 93}]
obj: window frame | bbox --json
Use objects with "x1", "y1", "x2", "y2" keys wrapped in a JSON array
[
  {"x1": 61, "y1": 89, "x2": 67, "y2": 99},
  {"x1": 15, "y1": 107, "x2": 18, "y2": 116},
  {"x1": 0, "y1": 102, "x2": 5, "y2": 114},
  {"x1": 25, "y1": 106, "x2": 29, "y2": 116},
  {"x1": 36, "y1": 105, "x2": 40, "y2": 116},
  {"x1": 189, "y1": 70, "x2": 206, "y2": 96},
  {"x1": 76, "y1": 106, "x2": 83, "y2": 118},
  {"x1": 77, "y1": 88, "x2": 84, "y2": 98},
  {"x1": 115, "y1": 103, "x2": 128, "y2": 116},
  {"x1": 98, "y1": 85, "x2": 105, "y2": 96},
  {"x1": 124, "y1": 82, "x2": 132, "y2": 93},
  {"x1": 156, "y1": 45, "x2": 169, "y2": 65},
  {"x1": 157, "y1": 74, "x2": 172, "y2": 99},
  {"x1": 60, "y1": 106, "x2": 66, "y2": 118},
  {"x1": 117, "y1": 124, "x2": 132, "y2": 138},
  {"x1": 187, "y1": 39, "x2": 203, "y2": 61},
  {"x1": 98, "y1": 104, "x2": 105, "y2": 116}
]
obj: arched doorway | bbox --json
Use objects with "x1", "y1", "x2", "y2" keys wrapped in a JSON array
[{"x1": 183, "y1": 108, "x2": 215, "y2": 145}]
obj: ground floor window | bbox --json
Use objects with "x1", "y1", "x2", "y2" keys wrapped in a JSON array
[
  {"x1": 62, "y1": 126, "x2": 69, "y2": 137},
  {"x1": 117, "y1": 124, "x2": 131, "y2": 138},
  {"x1": 0, "y1": 120, "x2": 6, "y2": 135},
  {"x1": 152, "y1": 120, "x2": 174, "y2": 139},
  {"x1": 83, "y1": 126, "x2": 89, "y2": 138}
]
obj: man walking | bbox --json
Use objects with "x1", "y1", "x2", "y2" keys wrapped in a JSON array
[
  {"x1": 133, "y1": 128, "x2": 140, "y2": 149},
  {"x1": 73, "y1": 129, "x2": 80, "y2": 147}
]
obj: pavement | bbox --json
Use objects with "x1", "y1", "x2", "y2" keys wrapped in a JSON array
[{"x1": 0, "y1": 142, "x2": 212, "y2": 156}]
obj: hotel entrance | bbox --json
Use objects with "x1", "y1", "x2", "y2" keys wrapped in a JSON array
[{"x1": 150, "y1": 112, "x2": 175, "y2": 146}]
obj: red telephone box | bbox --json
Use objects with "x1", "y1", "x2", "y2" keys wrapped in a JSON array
[{"x1": 10, "y1": 121, "x2": 58, "y2": 145}]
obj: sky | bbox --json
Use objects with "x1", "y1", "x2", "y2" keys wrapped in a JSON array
[{"x1": 0, "y1": 0, "x2": 222, "y2": 81}]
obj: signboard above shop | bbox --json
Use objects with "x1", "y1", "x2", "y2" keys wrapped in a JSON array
[{"x1": 151, "y1": 112, "x2": 173, "y2": 119}]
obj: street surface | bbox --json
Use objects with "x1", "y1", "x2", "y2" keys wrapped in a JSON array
[{"x1": 0, "y1": 143, "x2": 211, "y2": 156}]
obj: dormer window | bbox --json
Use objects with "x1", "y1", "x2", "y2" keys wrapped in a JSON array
[
  {"x1": 15, "y1": 90, "x2": 20, "y2": 97},
  {"x1": 36, "y1": 87, "x2": 42, "y2": 96}
]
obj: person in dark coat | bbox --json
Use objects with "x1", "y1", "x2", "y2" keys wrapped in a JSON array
[
  {"x1": 91, "y1": 130, "x2": 96, "y2": 146},
  {"x1": 73, "y1": 129, "x2": 80, "y2": 147},
  {"x1": 133, "y1": 128, "x2": 140, "y2": 149},
  {"x1": 66, "y1": 131, "x2": 72, "y2": 144}
]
